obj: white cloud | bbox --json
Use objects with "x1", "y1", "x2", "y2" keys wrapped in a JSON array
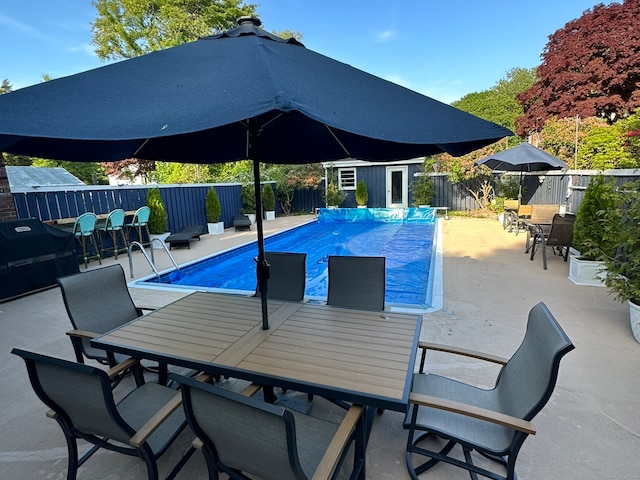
[
  {"x1": 0, "y1": 13, "x2": 36, "y2": 35},
  {"x1": 384, "y1": 74, "x2": 464, "y2": 104},
  {"x1": 69, "y1": 43, "x2": 97, "y2": 57},
  {"x1": 375, "y1": 30, "x2": 397, "y2": 43}
]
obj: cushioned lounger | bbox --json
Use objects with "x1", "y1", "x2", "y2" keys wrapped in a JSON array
[{"x1": 164, "y1": 225, "x2": 203, "y2": 249}]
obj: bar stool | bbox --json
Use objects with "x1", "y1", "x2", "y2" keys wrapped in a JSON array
[
  {"x1": 99, "y1": 209, "x2": 128, "y2": 259},
  {"x1": 72, "y1": 212, "x2": 101, "y2": 268},
  {"x1": 125, "y1": 206, "x2": 151, "y2": 247}
]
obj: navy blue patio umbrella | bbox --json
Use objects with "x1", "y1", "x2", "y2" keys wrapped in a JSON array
[
  {"x1": 476, "y1": 142, "x2": 566, "y2": 201},
  {"x1": 0, "y1": 17, "x2": 512, "y2": 328}
]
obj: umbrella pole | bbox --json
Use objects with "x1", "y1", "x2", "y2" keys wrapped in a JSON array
[{"x1": 252, "y1": 156, "x2": 270, "y2": 330}]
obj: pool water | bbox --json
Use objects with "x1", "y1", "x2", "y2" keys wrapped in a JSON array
[{"x1": 140, "y1": 208, "x2": 440, "y2": 311}]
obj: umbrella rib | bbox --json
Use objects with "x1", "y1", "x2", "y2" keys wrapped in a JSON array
[{"x1": 325, "y1": 125, "x2": 351, "y2": 158}]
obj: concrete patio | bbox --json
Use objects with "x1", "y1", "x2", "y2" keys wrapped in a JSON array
[{"x1": 1, "y1": 214, "x2": 638, "y2": 479}]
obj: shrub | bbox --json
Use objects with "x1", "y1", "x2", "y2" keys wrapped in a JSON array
[
  {"x1": 573, "y1": 175, "x2": 617, "y2": 261},
  {"x1": 206, "y1": 187, "x2": 221, "y2": 223},
  {"x1": 410, "y1": 174, "x2": 435, "y2": 206},
  {"x1": 240, "y1": 184, "x2": 256, "y2": 214},
  {"x1": 355, "y1": 179, "x2": 368, "y2": 206},
  {"x1": 147, "y1": 187, "x2": 168, "y2": 234},
  {"x1": 262, "y1": 183, "x2": 275, "y2": 211}
]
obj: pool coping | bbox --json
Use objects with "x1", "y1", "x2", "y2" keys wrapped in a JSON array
[{"x1": 129, "y1": 217, "x2": 444, "y2": 314}]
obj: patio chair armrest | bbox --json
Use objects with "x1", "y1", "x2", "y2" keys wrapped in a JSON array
[
  {"x1": 312, "y1": 404, "x2": 364, "y2": 480},
  {"x1": 134, "y1": 304, "x2": 157, "y2": 315},
  {"x1": 107, "y1": 357, "x2": 140, "y2": 380},
  {"x1": 240, "y1": 382, "x2": 263, "y2": 397},
  {"x1": 66, "y1": 329, "x2": 100, "y2": 340},
  {"x1": 418, "y1": 341, "x2": 508, "y2": 372},
  {"x1": 409, "y1": 392, "x2": 536, "y2": 435},
  {"x1": 130, "y1": 392, "x2": 182, "y2": 447}
]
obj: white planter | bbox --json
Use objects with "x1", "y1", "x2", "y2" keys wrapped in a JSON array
[
  {"x1": 629, "y1": 301, "x2": 640, "y2": 343},
  {"x1": 568, "y1": 256, "x2": 607, "y2": 287},
  {"x1": 498, "y1": 213, "x2": 504, "y2": 224},
  {"x1": 265, "y1": 211, "x2": 276, "y2": 221},
  {"x1": 357, "y1": 205, "x2": 367, "y2": 209},
  {"x1": 150, "y1": 232, "x2": 170, "y2": 249},
  {"x1": 247, "y1": 213, "x2": 256, "y2": 224},
  {"x1": 207, "y1": 221, "x2": 225, "y2": 235}
]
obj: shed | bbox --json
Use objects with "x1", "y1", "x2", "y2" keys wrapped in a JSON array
[{"x1": 322, "y1": 158, "x2": 424, "y2": 208}]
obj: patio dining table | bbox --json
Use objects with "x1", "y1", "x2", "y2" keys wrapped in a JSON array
[{"x1": 92, "y1": 291, "x2": 422, "y2": 478}]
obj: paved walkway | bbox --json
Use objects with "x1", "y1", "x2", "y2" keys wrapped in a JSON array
[{"x1": 1, "y1": 215, "x2": 638, "y2": 479}]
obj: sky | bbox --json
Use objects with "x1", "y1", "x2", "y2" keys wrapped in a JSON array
[{"x1": 1, "y1": 0, "x2": 618, "y2": 104}]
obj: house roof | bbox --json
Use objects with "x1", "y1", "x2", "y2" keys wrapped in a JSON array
[
  {"x1": 6, "y1": 166, "x2": 85, "y2": 191},
  {"x1": 321, "y1": 157, "x2": 424, "y2": 168}
]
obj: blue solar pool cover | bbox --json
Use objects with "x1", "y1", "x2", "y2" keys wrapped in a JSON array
[{"x1": 149, "y1": 208, "x2": 437, "y2": 309}]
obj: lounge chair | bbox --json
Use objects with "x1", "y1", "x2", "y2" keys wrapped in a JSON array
[
  {"x1": 233, "y1": 214, "x2": 251, "y2": 231},
  {"x1": 404, "y1": 302, "x2": 574, "y2": 480},
  {"x1": 164, "y1": 225, "x2": 204, "y2": 249},
  {"x1": 257, "y1": 251, "x2": 307, "y2": 301},
  {"x1": 529, "y1": 213, "x2": 576, "y2": 269},
  {"x1": 12, "y1": 349, "x2": 193, "y2": 480},
  {"x1": 170, "y1": 373, "x2": 365, "y2": 480},
  {"x1": 327, "y1": 255, "x2": 386, "y2": 311}
]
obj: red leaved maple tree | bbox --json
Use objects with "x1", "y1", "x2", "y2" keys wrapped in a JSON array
[{"x1": 516, "y1": 0, "x2": 640, "y2": 136}]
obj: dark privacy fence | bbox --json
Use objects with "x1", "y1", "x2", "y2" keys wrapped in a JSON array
[{"x1": 10, "y1": 170, "x2": 640, "y2": 232}]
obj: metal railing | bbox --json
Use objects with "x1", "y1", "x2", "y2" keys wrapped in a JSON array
[{"x1": 127, "y1": 239, "x2": 179, "y2": 279}]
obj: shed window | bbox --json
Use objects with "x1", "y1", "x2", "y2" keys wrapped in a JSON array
[{"x1": 338, "y1": 168, "x2": 356, "y2": 190}]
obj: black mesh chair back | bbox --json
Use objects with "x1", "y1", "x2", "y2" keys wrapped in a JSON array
[
  {"x1": 327, "y1": 255, "x2": 385, "y2": 311},
  {"x1": 57, "y1": 264, "x2": 141, "y2": 365},
  {"x1": 172, "y1": 373, "x2": 364, "y2": 480},
  {"x1": 258, "y1": 251, "x2": 307, "y2": 302}
]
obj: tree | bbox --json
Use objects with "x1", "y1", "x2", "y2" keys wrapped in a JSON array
[
  {"x1": 0, "y1": 79, "x2": 12, "y2": 95},
  {"x1": 271, "y1": 164, "x2": 323, "y2": 215},
  {"x1": 102, "y1": 158, "x2": 157, "y2": 183},
  {"x1": 517, "y1": 0, "x2": 640, "y2": 135},
  {"x1": 91, "y1": 0, "x2": 258, "y2": 61},
  {"x1": 453, "y1": 67, "x2": 535, "y2": 135}
]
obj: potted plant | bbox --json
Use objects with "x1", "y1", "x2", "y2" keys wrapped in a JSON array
[
  {"x1": 240, "y1": 184, "x2": 256, "y2": 224},
  {"x1": 355, "y1": 179, "x2": 368, "y2": 208},
  {"x1": 568, "y1": 176, "x2": 617, "y2": 286},
  {"x1": 147, "y1": 187, "x2": 169, "y2": 248},
  {"x1": 601, "y1": 180, "x2": 640, "y2": 342},
  {"x1": 323, "y1": 181, "x2": 346, "y2": 208},
  {"x1": 206, "y1": 187, "x2": 224, "y2": 234},
  {"x1": 262, "y1": 183, "x2": 276, "y2": 220},
  {"x1": 410, "y1": 173, "x2": 435, "y2": 207}
]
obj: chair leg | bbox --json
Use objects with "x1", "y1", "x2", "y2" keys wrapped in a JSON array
[{"x1": 90, "y1": 232, "x2": 102, "y2": 265}]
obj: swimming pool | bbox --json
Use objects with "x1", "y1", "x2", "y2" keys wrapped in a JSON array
[{"x1": 135, "y1": 208, "x2": 443, "y2": 313}]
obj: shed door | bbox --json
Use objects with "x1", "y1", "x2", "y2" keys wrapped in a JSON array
[{"x1": 386, "y1": 166, "x2": 408, "y2": 208}]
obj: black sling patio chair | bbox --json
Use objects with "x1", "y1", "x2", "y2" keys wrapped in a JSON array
[
  {"x1": 529, "y1": 214, "x2": 576, "y2": 270},
  {"x1": 171, "y1": 373, "x2": 365, "y2": 480},
  {"x1": 327, "y1": 255, "x2": 386, "y2": 311},
  {"x1": 57, "y1": 264, "x2": 146, "y2": 364},
  {"x1": 11, "y1": 349, "x2": 194, "y2": 480},
  {"x1": 57, "y1": 264, "x2": 164, "y2": 385},
  {"x1": 257, "y1": 251, "x2": 307, "y2": 302},
  {"x1": 404, "y1": 302, "x2": 574, "y2": 480}
]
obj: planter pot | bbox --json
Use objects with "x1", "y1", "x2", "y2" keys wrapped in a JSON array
[
  {"x1": 247, "y1": 213, "x2": 256, "y2": 224},
  {"x1": 357, "y1": 205, "x2": 367, "y2": 209},
  {"x1": 150, "y1": 232, "x2": 170, "y2": 249},
  {"x1": 498, "y1": 213, "x2": 504, "y2": 224},
  {"x1": 568, "y1": 256, "x2": 607, "y2": 287},
  {"x1": 265, "y1": 211, "x2": 276, "y2": 221},
  {"x1": 629, "y1": 300, "x2": 640, "y2": 343},
  {"x1": 207, "y1": 221, "x2": 225, "y2": 235}
]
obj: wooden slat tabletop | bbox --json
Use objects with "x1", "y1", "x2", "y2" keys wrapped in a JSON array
[{"x1": 94, "y1": 292, "x2": 421, "y2": 409}]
